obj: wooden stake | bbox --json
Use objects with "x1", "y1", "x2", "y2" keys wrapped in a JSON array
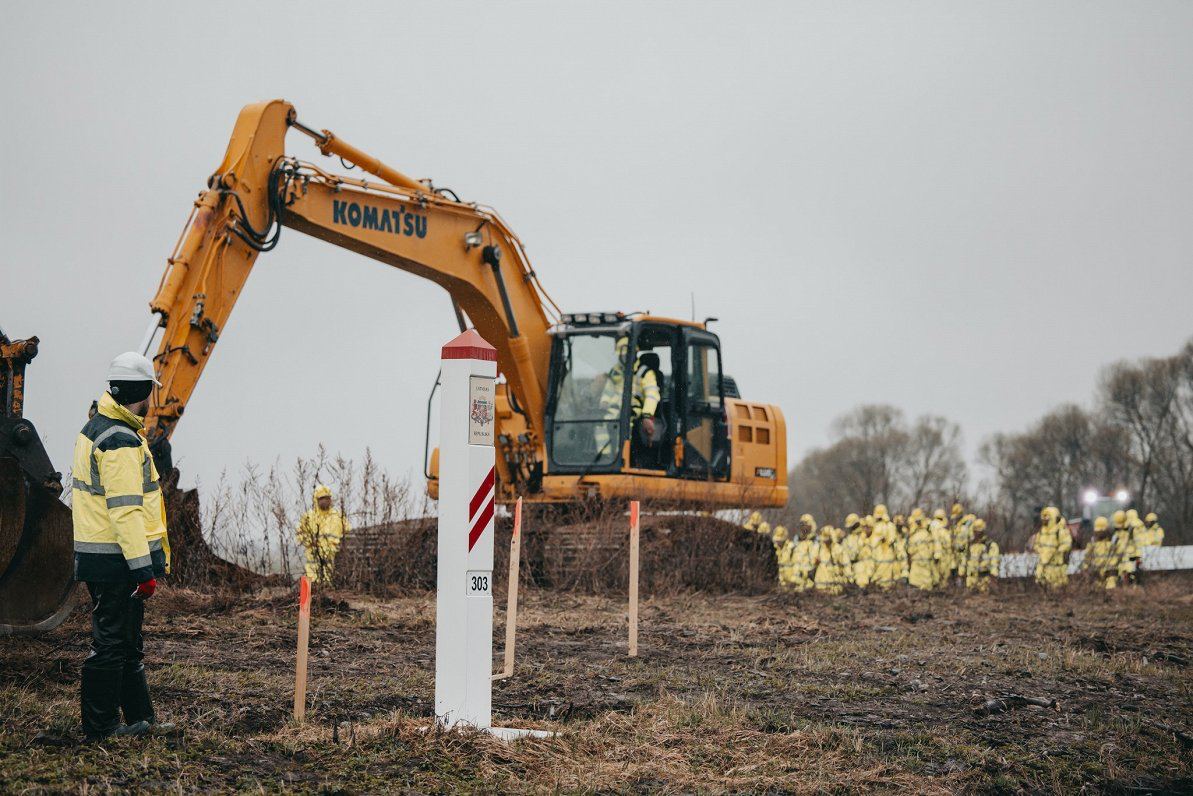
[
  {"x1": 294, "y1": 575, "x2": 311, "y2": 722},
  {"x1": 629, "y1": 501, "x2": 640, "y2": 657},
  {"x1": 493, "y1": 498, "x2": 522, "y2": 681}
]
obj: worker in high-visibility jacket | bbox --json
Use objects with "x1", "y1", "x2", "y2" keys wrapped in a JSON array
[
  {"x1": 850, "y1": 516, "x2": 875, "y2": 589},
  {"x1": 1033, "y1": 507, "x2": 1071, "y2": 587},
  {"x1": 791, "y1": 514, "x2": 818, "y2": 591},
  {"x1": 296, "y1": 484, "x2": 350, "y2": 585},
  {"x1": 771, "y1": 525, "x2": 797, "y2": 591},
  {"x1": 743, "y1": 511, "x2": 763, "y2": 533},
  {"x1": 906, "y1": 516, "x2": 939, "y2": 590},
  {"x1": 810, "y1": 525, "x2": 852, "y2": 594},
  {"x1": 842, "y1": 513, "x2": 862, "y2": 563},
  {"x1": 1110, "y1": 510, "x2": 1138, "y2": 585},
  {"x1": 964, "y1": 519, "x2": 999, "y2": 591},
  {"x1": 1143, "y1": 512, "x2": 1164, "y2": 550},
  {"x1": 930, "y1": 508, "x2": 953, "y2": 587},
  {"x1": 71, "y1": 353, "x2": 172, "y2": 741},
  {"x1": 952, "y1": 514, "x2": 974, "y2": 584},
  {"x1": 595, "y1": 336, "x2": 661, "y2": 456},
  {"x1": 1081, "y1": 517, "x2": 1120, "y2": 589},
  {"x1": 870, "y1": 510, "x2": 900, "y2": 589}
]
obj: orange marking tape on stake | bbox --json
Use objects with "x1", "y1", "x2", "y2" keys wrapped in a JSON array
[
  {"x1": 294, "y1": 575, "x2": 311, "y2": 722},
  {"x1": 629, "y1": 501, "x2": 640, "y2": 657}
]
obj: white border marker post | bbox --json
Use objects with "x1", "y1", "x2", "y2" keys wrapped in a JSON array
[
  {"x1": 434, "y1": 331, "x2": 553, "y2": 742},
  {"x1": 436, "y1": 329, "x2": 498, "y2": 729}
]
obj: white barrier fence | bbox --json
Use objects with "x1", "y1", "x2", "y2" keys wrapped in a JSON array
[{"x1": 999, "y1": 544, "x2": 1193, "y2": 578}]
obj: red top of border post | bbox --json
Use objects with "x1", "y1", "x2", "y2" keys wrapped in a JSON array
[{"x1": 442, "y1": 329, "x2": 497, "y2": 362}]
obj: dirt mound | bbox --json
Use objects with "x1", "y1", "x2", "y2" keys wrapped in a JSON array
[{"x1": 336, "y1": 506, "x2": 776, "y2": 595}]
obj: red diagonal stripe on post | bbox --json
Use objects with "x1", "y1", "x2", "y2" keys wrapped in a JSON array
[
  {"x1": 470, "y1": 467, "x2": 495, "y2": 520},
  {"x1": 468, "y1": 496, "x2": 495, "y2": 552}
]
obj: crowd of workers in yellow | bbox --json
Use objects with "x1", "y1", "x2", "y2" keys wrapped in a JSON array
[
  {"x1": 746, "y1": 503, "x2": 1000, "y2": 594},
  {"x1": 1061, "y1": 508, "x2": 1164, "y2": 589},
  {"x1": 748, "y1": 504, "x2": 1166, "y2": 594}
]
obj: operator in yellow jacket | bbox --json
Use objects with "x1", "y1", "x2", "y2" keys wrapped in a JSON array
[
  {"x1": 595, "y1": 336, "x2": 661, "y2": 457},
  {"x1": 297, "y1": 485, "x2": 351, "y2": 585},
  {"x1": 71, "y1": 353, "x2": 171, "y2": 741}
]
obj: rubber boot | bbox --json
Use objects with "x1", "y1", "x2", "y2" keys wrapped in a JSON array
[
  {"x1": 81, "y1": 667, "x2": 124, "y2": 740},
  {"x1": 120, "y1": 665, "x2": 156, "y2": 725}
]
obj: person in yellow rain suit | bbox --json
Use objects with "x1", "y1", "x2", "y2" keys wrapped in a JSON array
[
  {"x1": 964, "y1": 519, "x2": 999, "y2": 591},
  {"x1": 1034, "y1": 506, "x2": 1071, "y2": 587},
  {"x1": 810, "y1": 525, "x2": 853, "y2": 594},
  {"x1": 1110, "y1": 510, "x2": 1139, "y2": 586},
  {"x1": 771, "y1": 525, "x2": 797, "y2": 591},
  {"x1": 1143, "y1": 512, "x2": 1164, "y2": 550},
  {"x1": 851, "y1": 518, "x2": 875, "y2": 589},
  {"x1": 906, "y1": 515, "x2": 939, "y2": 590},
  {"x1": 870, "y1": 510, "x2": 900, "y2": 589},
  {"x1": 791, "y1": 514, "x2": 817, "y2": 591},
  {"x1": 1126, "y1": 510, "x2": 1148, "y2": 581},
  {"x1": 930, "y1": 509, "x2": 954, "y2": 587},
  {"x1": 743, "y1": 511, "x2": 763, "y2": 533},
  {"x1": 296, "y1": 484, "x2": 350, "y2": 585},
  {"x1": 952, "y1": 513, "x2": 974, "y2": 585},
  {"x1": 1081, "y1": 517, "x2": 1121, "y2": 589},
  {"x1": 842, "y1": 513, "x2": 862, "y2": 563}
]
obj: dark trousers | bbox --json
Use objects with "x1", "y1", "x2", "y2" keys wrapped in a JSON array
[{"x1": 81, "y1": 581, "x2": 155, "y2": 736}]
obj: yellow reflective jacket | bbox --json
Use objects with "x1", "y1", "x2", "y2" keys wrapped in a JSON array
[
  {"x1": 297, "y1": 505, "x2": 351, "y2": 554},
  {"x1": 71, "y1": 392, "x2": 168, "y2": 583},
  {"x1": 965, "y1": 539, "x2": 1000, "y2": 587}
]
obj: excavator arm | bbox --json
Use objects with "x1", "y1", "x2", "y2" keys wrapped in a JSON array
[{"x1": 143, "y1": 100, "x2": 559, "y2": 491}]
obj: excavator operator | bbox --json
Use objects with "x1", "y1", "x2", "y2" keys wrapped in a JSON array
[{"x1": 595, "y1": 337, "x2": 662, "y2": 466}]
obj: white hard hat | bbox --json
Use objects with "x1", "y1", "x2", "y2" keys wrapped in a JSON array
[{"x1": 107, "y1": 351, "x2": 161, "y2": 385}]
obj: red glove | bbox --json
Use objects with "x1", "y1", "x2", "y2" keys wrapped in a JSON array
[
  {"x1": 641, "y1": 416, "x2": 656, "y2": 438},
  {"x1": 132, "y1": 578, "x2": 157, "y2": 600}
]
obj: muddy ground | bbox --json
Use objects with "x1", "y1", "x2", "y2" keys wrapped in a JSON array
[{"x1": 2, "y1": 575, "x2": 1191, "y2": 793}]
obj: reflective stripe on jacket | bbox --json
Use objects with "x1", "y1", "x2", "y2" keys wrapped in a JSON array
[{"x1": 71, "y1": 392, "x2": 168, "y2": 583}]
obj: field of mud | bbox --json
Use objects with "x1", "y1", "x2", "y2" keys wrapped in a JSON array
[{"x1": 2, "y1": 575, "x2": 1191, "y2": 793}]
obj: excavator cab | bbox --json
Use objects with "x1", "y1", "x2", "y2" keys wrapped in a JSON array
[
  {"x1": 0, "y1": 330, "x2": 76, "y2": 635},
  {"x1": 545, "y1": 313, "x2": 731, "y2": 481}
]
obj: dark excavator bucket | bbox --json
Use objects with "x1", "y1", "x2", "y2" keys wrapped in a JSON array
[
  {"x1": 0, "y1": 458, "x2": 75, "y2": 634},
  {"x1": 0, "y1": 331, "x2": 77, "y2": 635}
]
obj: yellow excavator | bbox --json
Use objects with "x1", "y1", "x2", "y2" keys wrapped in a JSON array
[
  {"x1": 0, "y1": 99, "x2": 787, "y2": 631},
  {"x1": 139, "y1": 99, "x2": 787, "y2": 507}
]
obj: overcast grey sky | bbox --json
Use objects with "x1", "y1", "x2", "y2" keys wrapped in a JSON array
[{"x1": 3, "y1": 1, "x2": 1191, "y2": 494}]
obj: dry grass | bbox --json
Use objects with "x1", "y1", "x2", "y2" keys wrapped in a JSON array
[{"x1": 2, "y1": 574, "x2": 1190, "y2": 793}]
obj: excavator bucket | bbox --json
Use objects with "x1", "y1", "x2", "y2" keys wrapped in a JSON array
[
  {"x1": 0, "y1": 330, "x2": 77, "y2": 635},
  {"x1": 0, "y1": 458, "x2": 75, "y2": 634}
]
